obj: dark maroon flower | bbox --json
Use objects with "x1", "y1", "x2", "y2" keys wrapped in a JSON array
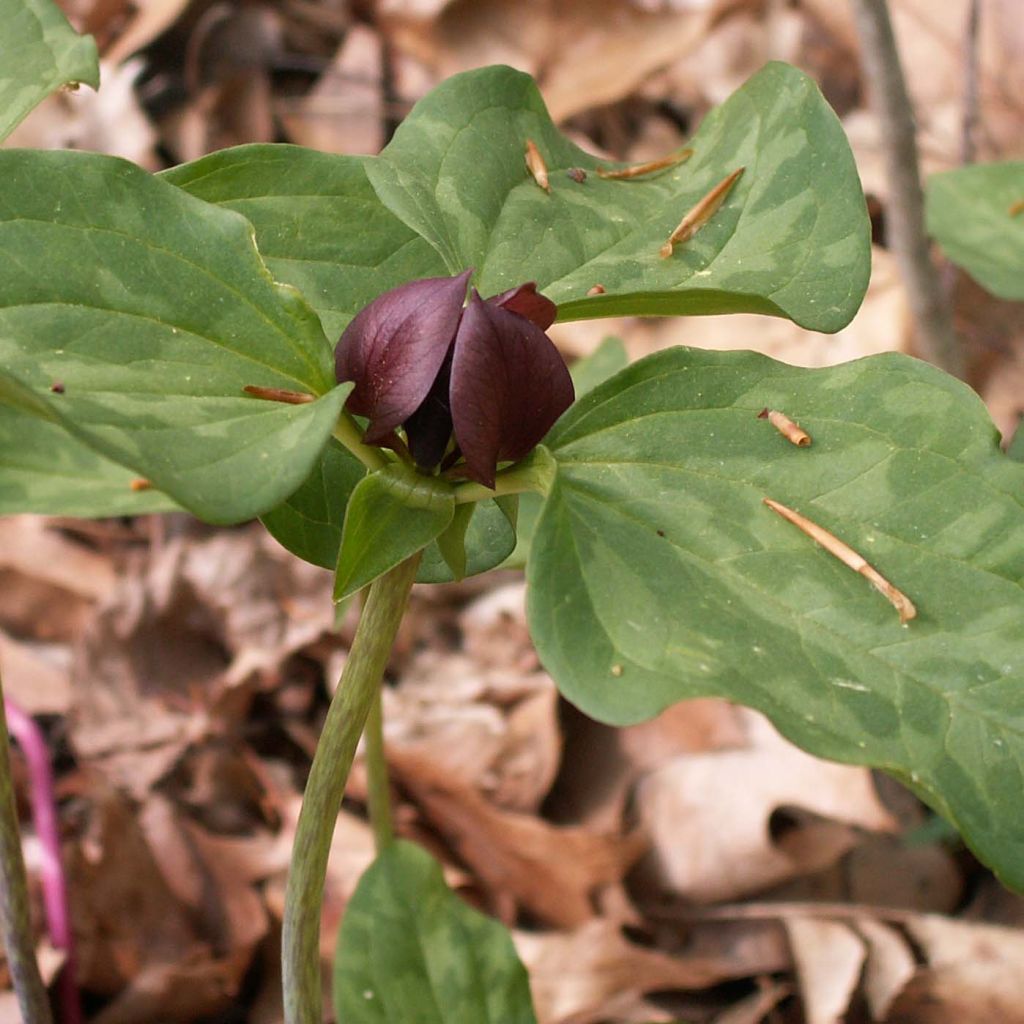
[{"x1": 335, "y1": 272, "x2": 573, "y2": 487}]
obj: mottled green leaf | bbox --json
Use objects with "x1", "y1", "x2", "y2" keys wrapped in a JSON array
[
  {"x1": 334, "y1": 465, "x2": 454, "y2": 600},
  {"x1": 368, "y1": 62, "x2": 869, "y2": 332},
  {"x1": 527, "y1": 346, "x2": 1024, "y2": 890},
  {"x1": 1009, "y1": 418, "x2": 1024, "y2": 463},
  {"x1": 0, "y1": 404, "x2": 179, "y2": 516},
  {"x1": 0, "y1": 149, "x2": 347, "y2": 524},
  {"x1": 0, "y1": 0, "x2": 98, "y2": 142},
  {"x1": 927, "y1": 161, "x2": 1024, "y2": 301},
  {"x1": 570, "y1": 337, "x2": 630, "y2": 397},
  {"x1": 334, "y1": 841, "x2": 537, "y2": 1024},
  {"x1": 162, "y1": 144, "x2": 446, "y2": 339}
]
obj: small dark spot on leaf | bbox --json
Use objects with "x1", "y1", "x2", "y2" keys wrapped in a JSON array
[
  {"x1": 656, "y1": 529, "x2": 665, "y2": 537},
  {"x1": 50, "y1": 381, "x2": 65, "y2": 394},
  {"x1": 567, "y1": 167, "x2": 587, "y2": 183}
]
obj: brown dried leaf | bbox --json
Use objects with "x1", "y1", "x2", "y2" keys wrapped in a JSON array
[
  {"x1": 855, "y1": 917, "x2": 917, "y2": 1020},
  {"x1": 635, "y1": 711, "x2": 897, "y2": 902},
  {"x1": 515, "y1": 919, "x2": 753, "y2": 1024},
  {"x1": 887, "y1": 916, "x2": 1024, "y2": 1023},
  {"x1": 279, "y1": 23, "x2": 384, "y2": 154},
  {"x1": 0, "y1": 518, "x2": 116, "y2": 641},
  {"x1": 383, "y1": 0, "x2": 715, "y2": 122},
  {"x1": 390, "y1": 748, "x2": 642, "y2": 928},
  {"x1": 0, "y1": 632, "x2": 70, "y2": 715},
  {"x1": 784, "y1": 917, "x2": 865, "y2": 1024}
]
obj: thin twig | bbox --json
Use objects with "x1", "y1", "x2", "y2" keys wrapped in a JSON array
[
  {"x1": 763, "y1": 498, "x2": 917, "y2": 623},
  {"x1": 851, "y1": 0, "x2": 965, "y2": 378},
  {"x1": 0, "y1": 680, "x2": 53, "y2": 1024},
  {"x1": 959, "y1": 0, "x2": 981, "y2": 167}
]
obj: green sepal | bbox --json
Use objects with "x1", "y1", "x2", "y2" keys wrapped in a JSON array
[
  {"x1": 416, "y1": 496, "x2": 520, "y2": 584},
  {"x1": 334, "y1": 465, "x2": 455, "y2": 601},
  {"x1": 435, "y1": 503, "x2": 475, "y2": 580}
]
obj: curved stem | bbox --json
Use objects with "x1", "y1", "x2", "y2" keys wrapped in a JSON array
[
  {"x1": 0, "y1": 678, "x2": 53, "y2": 1024},
  {"x1": 282, "y1": 555, "x2": 420, "y2": 1024},
  {"x1": 4, "y1": 700, "x2": 79, "y2": 1024},
  {"x1": 332, "y1": 413, "x2": 389, "y2": 472},
  {"x1": 364, "y1": 686, "x2": 394, "y2": 852}
]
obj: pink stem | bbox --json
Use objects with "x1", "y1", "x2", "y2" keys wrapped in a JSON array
[{"x1": 4, "y1": 700, "x2": 80, "y2": 1024}]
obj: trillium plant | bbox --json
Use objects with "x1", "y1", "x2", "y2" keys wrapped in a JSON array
[{"x1": 2, "y1": 1, "x2": 1024, "y2": 1022}]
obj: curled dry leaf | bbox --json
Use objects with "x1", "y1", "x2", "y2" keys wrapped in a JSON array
[
  {"x1": 635, "y1": 711, "x2": 897, "y2": 903},
  {"x1": 784, "y1": 917, "x2": 865, "y2": 1024},
  {"x1": 515, "y1": 919, "x2": 743, "y2": 1024},
  {"x1": 886, "y1": 915, "x2": 1024, "y2": 1024},
  {"x1": 854, "y1": 917, "x2": 917, "y2": 1020},
  {"x1": 389, "y1": 747, "x2": 643, "y2": 928}
]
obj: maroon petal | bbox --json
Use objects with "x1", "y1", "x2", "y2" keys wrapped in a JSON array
[
  {"x1": 450, "y1": 293, "x2": 574, "y2": 488},
  {"x1": 335, "y1": 270, "x2": 471, "y2": 443},
  {"x1": 487, "y1": 282, "x2": 557, "y2": 330},
  {"x1": 403, "y1": 348, "x2": 455, "y2": 470}
]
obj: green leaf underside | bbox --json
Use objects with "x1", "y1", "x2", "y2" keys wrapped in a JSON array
[
  {"x1": 0, "y1": 149, "x2": 347, "y2": 524},
  {"x1": 334, "y1": 841, "x2": 537, "y2": 1024},
  {"x1": 927, "y1": 161, "x2": 1024, "y2": 301},
  {"x1": 527, "y1": 346, "x2": 1024, "y2": 890},
  {"x1": 162, "y1": 145, "x2": 447, "y2": 339},
  {"x1": 368, "y1": 62, "x2": 870, "y2": 333},
  {"x1": 334, "y1": 466, "x2": 455, "y2": 600},
  {"x1": 0, "y1": 0, "x2": 99, "y2": 142}
]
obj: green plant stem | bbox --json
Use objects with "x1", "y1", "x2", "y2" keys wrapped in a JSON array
[
  {"x1": 332, "y1": 412, "x2": 389, "y2": 471},
  {"x1": 0, "y1": 674, "x2": 53, "y2": 1024},
  {"x1": 364, "y1": 686, "x2": 394, "y2": 852},
  {"x1": 282, "y1": 555, "x2": 420, "y2": 1024}
]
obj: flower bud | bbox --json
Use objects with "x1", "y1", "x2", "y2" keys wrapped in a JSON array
[{"x1": 335, "y1": 272, "x2": 573, "y2": 487}]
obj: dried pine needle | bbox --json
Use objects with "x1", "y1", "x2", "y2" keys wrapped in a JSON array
[
  {"x1": 763, "y1": 498, "x2": 917, "y2": 623},
  {"x1": 243, "y1": 385, "x2": 315, "y2": 404},
  {"x1": 525, "y1": 139, "x2": 551, "y2": 193},
  {"x1": 660, "y1": 167, "x2": 744, "y2": 258},
  {"x1": 597, "y1": 148, "x2": 693, "y2": 180},
  {"x1": 758, "y1": 408, "x2": 811, "y2": 447}
]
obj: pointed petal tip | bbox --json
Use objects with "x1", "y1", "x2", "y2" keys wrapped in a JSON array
[{"x1": 488, "y1": 281, "x2": 557, "y2": 331}]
